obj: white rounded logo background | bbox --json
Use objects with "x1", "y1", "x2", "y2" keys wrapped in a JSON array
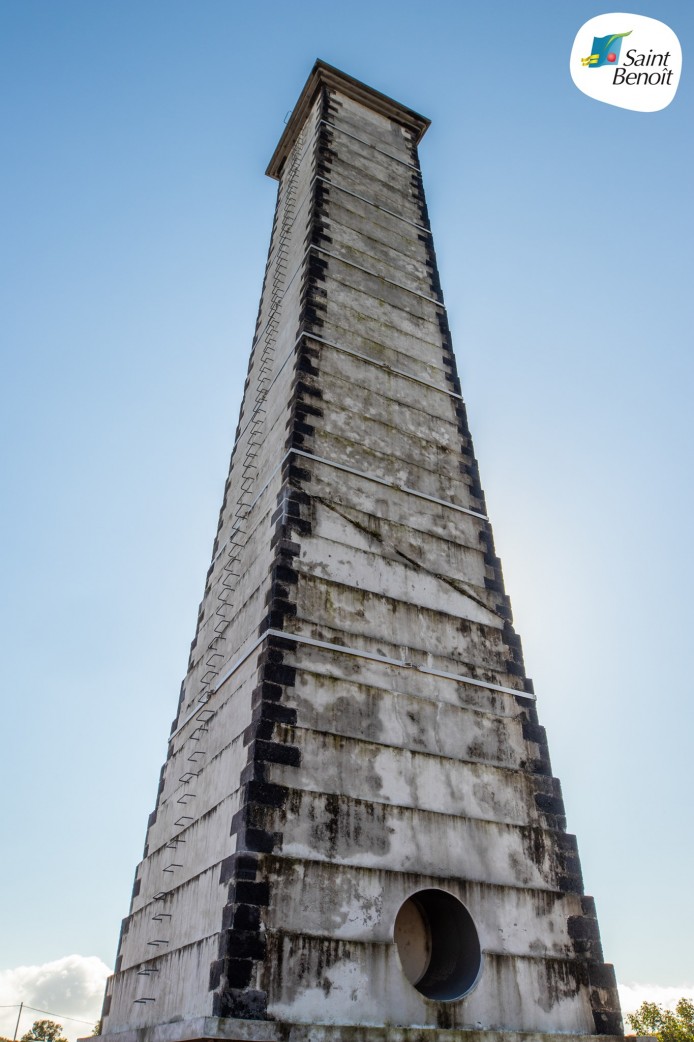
[{"x1": 570, "y1": 13, "x2": 681, "y2": 111}]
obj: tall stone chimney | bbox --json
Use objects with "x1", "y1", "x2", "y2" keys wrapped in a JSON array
[{"x1": 97, "y1": 61, "x2": 623, "y2": 1042}]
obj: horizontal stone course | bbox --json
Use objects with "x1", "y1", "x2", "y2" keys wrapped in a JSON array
[{"x1": 94, "y1": 1021, "x2": 622, "y2": 1042}]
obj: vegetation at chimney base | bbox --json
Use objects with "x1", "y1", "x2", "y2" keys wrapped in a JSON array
[
  {"x1": 628, "y1": 999, "x2": 694, "y2": 1042},
  {"x1": 21, "y1": 1021, "x2": 68, "y2": 1042},
  {"x1": 0, "y1": 1021, "x2": 69, "y2": 1042}
]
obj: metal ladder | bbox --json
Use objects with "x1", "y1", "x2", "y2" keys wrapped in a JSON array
[{"x1": 132, "y1": 124, "x2": 307, "y2": 1008}]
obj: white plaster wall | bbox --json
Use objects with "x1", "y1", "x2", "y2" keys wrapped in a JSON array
[
  {"x1": 298, "y1": 536, "x2": 498, "y2": 625},
  {"x1": 264, "y1": 938, "x2": 594, "y2": 1032},
  {"x1": 289, "y1": 641, "x2": 523, "y2": 712},
  {"x1": 267, "y1": 731, "x2": 547, "y2": 826},
  {"x1": 263, "y1": 861, "x2": 583, "y2": 957},
  {"x1": 273, "y1": 789, "x2": 560, "y2": 889},
  {"x1": 289, "y1": 668, "x2": 527, "y2": 768},
  {"x1": 291, "y1": 576, "x2": 514, "y2": 675}
]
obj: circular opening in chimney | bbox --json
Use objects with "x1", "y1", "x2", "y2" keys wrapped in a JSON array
[{"x1": 394, "y1": 889, "x2": 482, "y2": 1001}]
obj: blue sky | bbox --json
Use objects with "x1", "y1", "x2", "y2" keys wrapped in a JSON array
[{"x1": 1, "y1": 0, "x2": 692, "y2": 1032}]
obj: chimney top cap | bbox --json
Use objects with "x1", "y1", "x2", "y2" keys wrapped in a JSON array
[{"x1": 266, "y1": 60, "x2": 430, "y2": 180}]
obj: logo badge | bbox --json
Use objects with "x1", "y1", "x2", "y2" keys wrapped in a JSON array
[
  {"x1": 571, "y1": 14, "x2": 682, "y2": 111},
  {"x1": 581, "y1": 30, "x2": 632, "y2": 67}
]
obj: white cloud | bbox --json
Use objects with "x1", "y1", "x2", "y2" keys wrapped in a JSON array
[
  {"x1": 0, "y1": 956, "x2": 111, "y2": 1042},
  {"x1": 619, "y1": 982, "x2": 694, "y2": 1018}
]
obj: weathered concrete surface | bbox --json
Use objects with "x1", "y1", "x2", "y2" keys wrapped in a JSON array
[{"x1": 98, "y1": 61, "x2": 622, "y2": 1041}]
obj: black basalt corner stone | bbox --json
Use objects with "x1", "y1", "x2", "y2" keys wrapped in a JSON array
[
  {"x1": 246, "y1": 778, "x2": 289, "y2": 808},
  {"x1": 270, "y1": 529, "x2": 301, "y2": 553},
  {"x1": 587, "y1": 962, "x2": 618, "y2": 990},
  {"x1": 258, "y1": 646, "x2": 285, "y2": 666},
  {"x1": 254, "y1": 738, "x2": 301, "y2": 767},
  {"x1": 296, "y1": 311, "x2": 324, "y2": 339},
  {"x1": 556, "y1": 831, "x2": 578, "y2": 853},
  {"x1": 257, "y1": 613, "x2": 273, "y2": 636},
  {"x1": 276, "y1": 496, "x2": 307, "y2": 530},
  {"x1": 232, "y1": 852, "x2": 259, "y2": 879},
  {"x1": 266, "y1": 633, "x2": 296, "y2": 652},
  {"x1": 255, "y1": 701, "x2": 297, "y2": 726},
  {"x1": 535, "y1": 792, "x2": 566, "y2": 817},
  {"x1": 309, "y1": 227, "x2": 332, "y2": 247},
  {"x1": 502, "y1": 621, "x2": 522, "y2": 648},
  {"x1": 231, "y1": 805, "x2": 249, "y2": 834},
  {"x1": 220, "y1": 852, "x2": 259, "y2": 885},
  {"x1": 560, "y1": 848, "x2": 583, "y2": 872},
  {"x1": 284, "y1": 425, "x2": 308, "y2": 454},
  {"x1": 557, "y1": 871, "x2": 585, "y2": 895},
  {"x1": 223, "y1": 928, "x2": 267, "y2": 961},
  {"x1": 505, "y1": 659, "x2": 525, "y2": 677},
  {"x1": 251, "y1": 681, "x2": 283, "y2": 705},
  {"x1": 219, "y1": 957, "x2": 253, "y2": 989},
  {"x1": 231, "y1": 903, "x2": 262, "y2": 932},
  {"x1": 270, "y1": 503, "x2": 286, "y2": 525},
  {"x1": 271, "y1": 562, "x2": 298, "y2": 585},
  {"x1": 554, "y1": 835, "x2": 584, "y2": 892},
  {"x1": 523, "y1": 706, "x2": 540, "y2": 728},
  {"x1": 522, "y1": 721, "x2": 547, "y2": 745},
  {"x1": 264, "y1": 581, "x2": 289, "y2": 605},
  {"x1": 291, "y1": 419, "x2": 315, "y2": 438},
  {"x1": 263, "y1": 662, "x2": 297, "y2": 686},
  {"x1": 285, "y1": 515, "x2": 312, "y2": 537},
  {"x1": 306, "y1": 253, "x2": 328, "y2": 275},
  {"x1": 581, "y1": 895, "x2": 598, "y2": 917},
  {"x1": 296, "y1": 400, "x2": 323, "y2": 420},
  {"x1": 593, "y1": 1011, "x2": 623, "y2": 1036},
  {"x1": 209, "y1": 958, "x2": 224, "y2": 991},
  {"x1": 313, "y1": 184, "x2": 330, "y2": 209},
  {"x1": 567, "y1": 915, "x2": 602, "y2": 941},
  {"x1": 221, "y1": 903, "x2": 235, "y2": 931},
  {"x1": 264, "y1": 603, "x2": 298, "y2": 627},
  {"x1": 233, "y1": 879, "x2": 270, "y2": 906},
  {"x1": 245, "y1": 827, "x2": 278, "y2": 854},
  {"x1": 287, "y1": 463, "x2": 313, "y2": 485},
  {"x1": 258, "y1": 608, "x2": 283, "y2": 629},
  {"x1": 213, "y1": 988, "x2": 267, "y2": 1020},
  {"x1": 528, "y1": 754, "x2": 553, "y2": 776},
  {"x1": 219, "y1": 855, "x2": 235, "y2": 884},
  {"x1": 296, "y1": 344, "x2": 320, "y2": 365},
  {"x1": 573, "y1": 937, "x2": 605, "y2": 962},
  {"x1": 294, "y1": 379, "x2": 322, "y2": 401}
]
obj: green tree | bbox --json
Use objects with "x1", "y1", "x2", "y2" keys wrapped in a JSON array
[
  {"x1": 628, "y1": 999, "x2": 694, "y2": 1042},
  {"x1": 21, "y1": 1021, "x2": 68, "y2": 1042}
]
